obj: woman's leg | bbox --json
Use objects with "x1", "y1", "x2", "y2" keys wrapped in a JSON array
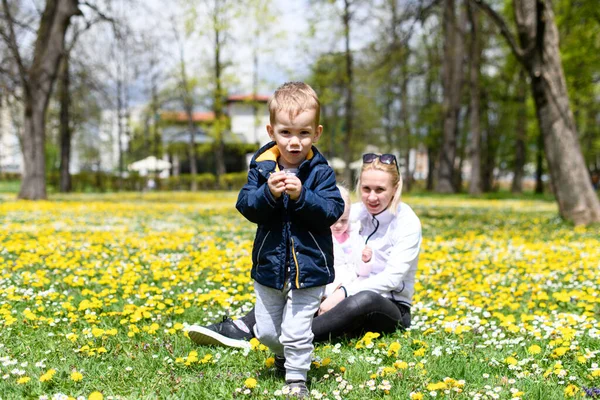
[
  {"x1": 312, "y1": 291, "x2": 410, "y2": 343},
  {"x1": 189, "y1": 291, "x2": 410, "y2": 347}
]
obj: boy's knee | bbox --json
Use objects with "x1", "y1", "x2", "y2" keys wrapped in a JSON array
[{"x1": 256, "y1": 330, "x2": 279, "y2": 348}]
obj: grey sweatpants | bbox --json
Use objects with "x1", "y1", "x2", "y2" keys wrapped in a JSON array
[{"x1": 253, "y1": 280, "x2": 324, "y2": 382}]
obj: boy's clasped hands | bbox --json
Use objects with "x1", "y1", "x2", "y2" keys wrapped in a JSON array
[{"x1": 268, "y1": 171, "x2": 302, "y2": 200}]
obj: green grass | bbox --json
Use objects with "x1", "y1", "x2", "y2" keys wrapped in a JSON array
[{"x1": 0, "y1": 193, "x2": 598, "y2": 399}]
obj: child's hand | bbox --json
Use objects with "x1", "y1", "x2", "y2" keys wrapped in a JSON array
[
  {"x1": 362, "y1": 246, "x2": 372, "y2": 263},
  {"x1": 268, "y1": 171, "x2": 287, "y2": 198},
  {"x1": 284, "y1": 175, "x2": 302, "y2": 200}
]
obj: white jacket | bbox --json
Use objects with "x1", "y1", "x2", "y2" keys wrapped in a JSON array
[
  {"x1": 325, "y1": 227, "x2": 362, "y2": 297},
  {"x1": 345, "y1": 201, "x2": 422, "y2": 307}
]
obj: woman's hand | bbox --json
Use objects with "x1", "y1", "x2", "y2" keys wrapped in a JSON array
[
  {"x1": 362, "y1": 246, "x2": 372, "y2": 263},
  {"x1": 318, "y1": 288, "x2": 345, "y2": 315}
]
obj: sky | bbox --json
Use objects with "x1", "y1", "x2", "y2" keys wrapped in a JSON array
[
  {"x1": 135, "y1": 0, "x2": 315, "y2": 98},
  {"x1": 73, "y1": 0, "x2": 378, "y2": 109}
]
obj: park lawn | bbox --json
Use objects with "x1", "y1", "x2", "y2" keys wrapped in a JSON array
[{"x1": 0, "y1": 192, "x2": 598, "y2": 400}]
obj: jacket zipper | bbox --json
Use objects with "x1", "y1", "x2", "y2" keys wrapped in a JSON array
[
  {"x1": 308, "y1": 231, "x2": 329, "y2": 277},
  {"x1": 256, "y1": 231, "x2": 270, "y2": 264},
  {"x1": 290, "y1": 238, "x2": 300, "y2": 288}
]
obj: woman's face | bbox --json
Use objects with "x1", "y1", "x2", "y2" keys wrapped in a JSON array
[{"x1": 360, "y1": 169, "x2": 396, "y2": 215}]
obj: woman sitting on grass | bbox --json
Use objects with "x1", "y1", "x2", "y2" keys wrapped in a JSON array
[{"x1": 187, "y1": 153, "x2": 422, "y2": 347}]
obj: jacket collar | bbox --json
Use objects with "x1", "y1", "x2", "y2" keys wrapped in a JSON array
[
  {"x1": 251, "y1": 141, "x2": 321, "y2": 173},
  {"x1": 255, "y1": 144, "x2": 314, "y2": 167},
  {"x1": 354, "y1": 202, "x2": 398, "y2": 226}
]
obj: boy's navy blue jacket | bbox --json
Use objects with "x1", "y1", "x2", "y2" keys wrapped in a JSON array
[{"x1": 236, "y1": 141, "x2": 344, "y2": 290}]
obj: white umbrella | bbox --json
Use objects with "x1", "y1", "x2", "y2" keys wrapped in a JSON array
[
  {"x1": 128, "y1": 156, "x2": 172, "y2": 173},
  {"x1": 329, "y1": 157, "x2": 346, "y2": 169}
]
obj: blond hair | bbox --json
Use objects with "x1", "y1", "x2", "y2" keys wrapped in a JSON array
[
  {"x1": 355, "y1": 157, "x2": 403, "y2": 216},
  {"x1": 268, "y1": 82, "x2": 320, "y2": 126},
  {"x1": 337, "y1": 184, "x2": 350, "y2": 206}
]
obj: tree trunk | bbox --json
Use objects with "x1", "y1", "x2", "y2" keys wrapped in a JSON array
[
  {"x1": 511, "y1": 69, "x2": 527, "y2": 193},
  {"x1": 213, "y1": 21, "x2": 226, "y2": 181},
  {"x1": 177, "y1": 42, "x2": 198, "y2": 191},
  {"x1": 516, "y1": 0, "x2": 600, "y2": 224},
  {"x1": 58, "y1": 55, "x2": 71, "y2": 193},
  {"x1": 534, "y1": 128, "x2": 544, "y2": 194},
  {"x1": 185, "y1": 104, "x2": 197, "y2": 192},
  {"x1": 426, "y1": 146, "x2": 435, "y2": 191},
  {"x1": 436, "y1": 0, "x2": 466, "y2": 193},
  {"x1": 400, "y1": 52, "x2": 412, "y2": 192},
  {"x1": 468, "y1": 1, "x2": 482, "y2": 195},
  {"x1": 116, "y1": 71, "x2": 124, "y2": 191},
  {"x1": 475, "y1": 0, "x2": 600, "y2": 224},
  {"x1": 481, "y1": 90, "x2": 495, "y2": 192},
  {"x1": 14, "y1": 0, "x2": 80, "y2": 199},
  {"x1": 341, "y1": 0, "x2": 354, "y2": 187}
]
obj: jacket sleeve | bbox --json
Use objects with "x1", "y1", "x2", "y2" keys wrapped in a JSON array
[
  {"x1": 291, "y1": 166, "x2": 344, "y2": 229},
  {"x1": 345, "y1": 220, "x2": 421, "y2": 297},
  {"x1": 236, "y1": 167, "x2": 282, "y2": 224}
]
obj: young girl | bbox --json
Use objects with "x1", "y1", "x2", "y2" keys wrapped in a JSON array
[{"x1": 326, "y1": 185, "x2": 372, "y2": 297}]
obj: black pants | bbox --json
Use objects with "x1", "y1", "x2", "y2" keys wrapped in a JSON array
[{"x1": 242, "y1": 291, "x2": 411, "y2": 343}]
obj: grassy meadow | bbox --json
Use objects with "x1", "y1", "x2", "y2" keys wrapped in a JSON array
[{"x1": 0, "y1": 192, "x2": 599, "y2": 399}]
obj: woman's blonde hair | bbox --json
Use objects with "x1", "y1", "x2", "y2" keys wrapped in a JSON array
[{"x1": 355, "y1": 156, "x2": 403, "y2": 215}]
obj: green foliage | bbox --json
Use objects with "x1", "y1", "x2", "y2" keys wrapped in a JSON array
[
  {"x1": 46, "y1": 172, "x2": 146, "y2": 192},
  {"x1": 556, "y1": 0, "x2": 600, "y2": 169},
  {"x1": 164, "y1": 173, "x2": 218, "y2": 191},
  {"x1": 219, "y1": 171, "x2": 248, "y2": 190}
]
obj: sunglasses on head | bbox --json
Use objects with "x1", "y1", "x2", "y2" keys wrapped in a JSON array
[{"x1": 362, "y1": 153, "x2": 399, "y2": 173}]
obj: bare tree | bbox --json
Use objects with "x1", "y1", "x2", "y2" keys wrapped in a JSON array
[
  {"x1": 474, "y1": 0, "x2": 600, "y2": 225},
  {"x1": 59, "y1": 16, "x2": 109, "y2": 193},
  {"x1": 171, "y1": 17, "x2": 198, "y2": 191},
  {"x1": 340, "y1": 0, "x2": 354, "y2": 186},
  {"x1": 0, "y1": 0, "x2": 81, "y2": 199}
]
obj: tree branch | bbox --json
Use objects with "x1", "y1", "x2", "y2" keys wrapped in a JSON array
[
  {"x1": 80, "y1": 1, "x2": 117, "y2": 24},
  {"x1": 1, "y1": 0, "x2": 29, "y2": 91},
  {"x1": 472, "y1": 0, "x2": 525, "y2": 63}
]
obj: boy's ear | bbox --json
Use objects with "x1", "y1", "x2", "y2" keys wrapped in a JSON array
[
  {"x1": 313, "y1": 125, "x2": 323, "y2": 143},
  {"x1": 266, "y1": 124, "x2": 274, "y2": 140}
]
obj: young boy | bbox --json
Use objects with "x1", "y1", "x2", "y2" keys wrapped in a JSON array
[{"x1": 236, "y1": 82, "x2": 344, "y2": 396}]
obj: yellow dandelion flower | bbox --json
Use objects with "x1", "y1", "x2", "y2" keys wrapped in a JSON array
[
  {"x1": 265, "y1": 357, "x2": 275, "y2": 368},
  {"x1": 564, "y1": 384, "x2": 579, "y2": 397},
  {"x1": 88, "y1": 391, "x2": 104, "y2": 400},
  {"x1": 91, "y1": 328, "x2": 105, "y2": 337},
  {"x1": 39, "y1": 368, "x2": 57, "y2": 382},
  {"x1": 413, "y1": 347, "x2": 426, "y2": 357},
  {"x1": 17, "y1": 376, "x2": 31, "y2": 384},
  {"x1": 394, "y1": 361, "x2": 408, "y2": 370},
  {"x1": 249, "y1": 338, "x2": 261, "y2": 350},
  {"x1": 388, "y1": 342, "x2": 401, "y2": 357},
  {"x1": 71, "y1": 371, "x2": 84, "y2": 382},
  {"x1": 528, "y1": 345, "x2": 541, "y2": 354},
  {"x1": 244, "y1": 377, "x2": 257, "y2": 389},
  {"x1": 505, "y1": 356, "x2": 518, "y2": 365},
  {"x1": 410, "y1": 392, "x2": 424, "y2": 400}
]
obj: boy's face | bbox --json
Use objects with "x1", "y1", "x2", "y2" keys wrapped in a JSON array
[{"x1": 267, "y1": 108, "x2": 322, "y2": 169}]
